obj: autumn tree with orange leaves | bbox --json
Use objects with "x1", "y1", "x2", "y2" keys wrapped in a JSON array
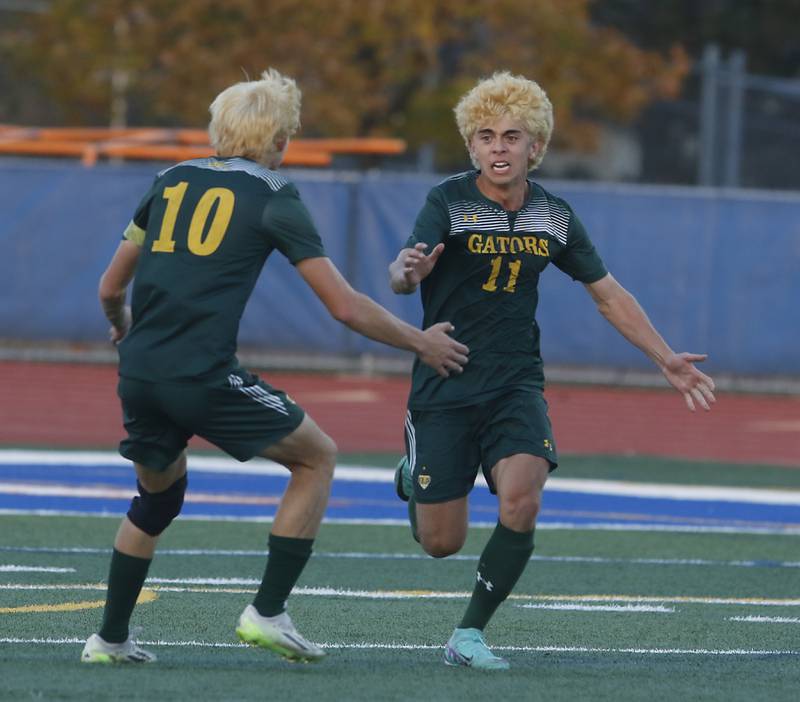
[{"x1": 7, "y1": 0, "x2": 688, "y2": 167}]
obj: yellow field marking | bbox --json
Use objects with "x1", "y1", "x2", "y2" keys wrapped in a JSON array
[
  {"x1": 3, "y1": 582, "x2": 800, "y2": 608},
  {"x1": 0, "y1": 588, "x2": 157, "y2": 614},
  {"x1": 145, "y1": 584, "x2": 800, "y2": 607}
]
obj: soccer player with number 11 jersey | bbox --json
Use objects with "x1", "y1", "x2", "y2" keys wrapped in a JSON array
[{"x1": 390, "y1": 71, "x2": 716, "y2": 670}]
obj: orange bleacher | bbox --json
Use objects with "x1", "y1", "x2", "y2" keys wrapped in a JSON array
[{"x1": 0, "y1": 125, "x2": 406, "y2": 167}]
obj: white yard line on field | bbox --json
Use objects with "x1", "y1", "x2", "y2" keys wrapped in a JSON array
[
  {"x1": 0, "y1": 565, "x2": 75, "y2": 573},
  {"x1": 2, "y1": 545, "x2": 798, "y2": 570},
  {"x1": 728, "y1": 615, "x2": 800, "y2": 624},
  {"x1": 516, "y1": 603, "x2": 674, "y2": 613},
  {"x1": 0, "y1": 636, "x2": 797, "y2": 656}
]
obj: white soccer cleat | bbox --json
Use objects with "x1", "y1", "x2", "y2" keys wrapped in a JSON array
[
  {"x1": 80, "y1": 632, "x2": 157, "y2": 664},
  {"x1": 235, "y1": 604, "x2": 325, "y2": 663}
]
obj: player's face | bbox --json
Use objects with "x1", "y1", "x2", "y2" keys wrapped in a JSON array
[{"x1": 469, "y1": 115, "x2": 537, "y2": 189}]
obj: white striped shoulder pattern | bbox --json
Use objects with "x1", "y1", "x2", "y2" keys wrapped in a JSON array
[
  {"x1": 448, "y1": 201, "x2": 510, "y2": 234},
  {"x1": 159, "y1": 157, "x2": 289, "y2": 192},
  {"x1": 514, "y1": 187, "x2": 570, "y2": 245}
]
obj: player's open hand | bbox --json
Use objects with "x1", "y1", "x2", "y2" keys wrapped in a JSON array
[
  {"x1": 418, "y1": 322, "x2": 469, "y2": 378},
  {"x1": 399, "y1": 242, "x2": 444, "y2": 288},
  {"x1": 662, "y1": 352, "x2": 716, "y2": 411}
]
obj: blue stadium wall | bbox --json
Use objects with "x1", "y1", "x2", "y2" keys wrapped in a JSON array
[{"x1": 1, "y1": 159, "x2": 799, "y2": 376}]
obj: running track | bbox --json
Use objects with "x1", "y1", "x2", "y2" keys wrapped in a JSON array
[{"x1": 0, "y1": 361, "x2": 798, "y2": 467}]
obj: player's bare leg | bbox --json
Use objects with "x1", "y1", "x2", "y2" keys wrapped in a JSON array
[
  {"x1": 261, "y1": 415, "x2": 336, "y2": 538},
  {"x1": 493, "y1": 454, "x2": 549, "y2": 532},
  {"x1": 235, "y1": 414, "x2": 335, "y2": 662},
  {"x1": 415, "y1": 498, "x2": 469, "y2": 558}
]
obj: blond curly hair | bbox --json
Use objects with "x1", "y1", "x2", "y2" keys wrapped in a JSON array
[
  {"x1": 454, "y1": 71, "x2": 553, "y2": 171},
  {"x1": 209, "y1": 68, "x2": 301, "y2": 165}
]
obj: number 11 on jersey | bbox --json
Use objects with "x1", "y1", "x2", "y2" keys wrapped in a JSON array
[{"x1": 482, "y1": 256, "x2": 521, "y2": 293}]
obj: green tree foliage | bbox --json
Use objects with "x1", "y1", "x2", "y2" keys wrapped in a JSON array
[{"x1": 9, "y1": 0, "x2": 688, "y2": 167}]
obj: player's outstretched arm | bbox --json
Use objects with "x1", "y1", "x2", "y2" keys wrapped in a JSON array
[
  {"x1": 389, "y1": 242, "x2": 444, "y2": 294},
  {"x1": 584, "y1": 273, "x2": 716, "y2": 412},
  {"x1": 297, "y1": 257, "x2": 468, "y2": 377},
  {"x1": 99, "y1": 239, "x2": 141, "y2": 344}
]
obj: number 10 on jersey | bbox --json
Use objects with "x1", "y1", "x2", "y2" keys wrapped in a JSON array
[{"x1": 151, "y1": 181, "x2": 235, "y2": 256}]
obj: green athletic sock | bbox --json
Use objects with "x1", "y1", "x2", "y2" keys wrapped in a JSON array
[
  {"x1": 459, "y1": 521, "x2": 534, "y2": 631},
  {"x1": 253, "y1": 533, "x2": 314, "y2": 617},
  {"x1": 98, "y1": 549, "x2": 152, "y2": 643}
]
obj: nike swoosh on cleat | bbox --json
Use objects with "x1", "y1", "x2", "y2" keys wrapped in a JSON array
[
  {"x1": 446, "y1": 646, "x2": 472, "y2": 665},
  {"x1": 283, "y1": 632, "x2": 311, "y2": 651}
]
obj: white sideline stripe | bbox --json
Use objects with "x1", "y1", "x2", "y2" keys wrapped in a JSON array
[
  {"x1": 535, "y1": 521, "x2": 800, "y2": 536},
  {"x1": 0, "y1": 565, "x2": 75, "y2": 573},
  {"x1": 549, "y1": 478, "x2": 800, "y2": 506},
  {"x1": 517, "y1": 603, "x2": 674, "y2": 613},
  {"x1": 3, "y1": 582, "x2": 799, "y2": 608},
  {"x1": 3, "y1": 546, "x2": 798, "y2": 570},
  {"x1": 3, "y1": 476, "x2": 800, "y2": 508},
  {"x1": 0, "y1": 637, "x2": 796, "y2": 656},
  {"x1": 729, "y1": 616, "x2": 800, "y2": 624},
  {"x1": 0, "y1": 483, "x2": 282, "y2": 506},
  {"x1": 1, "y1": 509, "x2": 798, "y2": 536},
  {"x1": 2, "y1": 449, "x2": 800, "y2": 506},
  {"x1": 7, "y1": 485, "x2": 797, "y2": 539}
]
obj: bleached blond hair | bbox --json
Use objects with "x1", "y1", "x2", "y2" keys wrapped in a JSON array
[
  {"x1": 455, "y1": 71, "x2": 553, "y2": 171},
  {"x1": 209, "y1": 68, "x2": 301, "y2": 165}
]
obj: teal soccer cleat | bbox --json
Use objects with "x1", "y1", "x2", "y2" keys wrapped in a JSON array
[
  {"x1": 394, "y1": 456, "x2": 420, "y2": 542},
  {"x1": 394, "y1": 456, "x2": 413, "y2": 502},
  {"x1": 444, "y1": 628, "x2": 510, "y2": 671}
]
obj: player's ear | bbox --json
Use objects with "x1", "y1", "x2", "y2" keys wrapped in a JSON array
[{"x1": 466, "y1": 133, "x2": 476, "y2": 159}]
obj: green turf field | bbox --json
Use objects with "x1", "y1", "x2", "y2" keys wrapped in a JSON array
[{"x1": 1, "y1": 499, "x2": 798, "y2": 702}]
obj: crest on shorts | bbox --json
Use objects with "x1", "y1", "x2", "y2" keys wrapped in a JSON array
[
  {"x1": 418, "y1": 468, "x2": 431, "y2": 490},
  {"x1": 543, "y1": 439, "x2": 553, "y2": 451}
]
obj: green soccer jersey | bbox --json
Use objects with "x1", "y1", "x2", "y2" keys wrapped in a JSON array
[
  {"x1": 118, "y1": 157, "x2": 326, "y2": 382},
  {"x1": 407, "y1": 170, "x2": 607, "y2": 409}
]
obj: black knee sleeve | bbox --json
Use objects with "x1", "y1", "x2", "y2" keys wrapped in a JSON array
[{"x1": 127, "y1": 475, "x2": 187, "y2": 536}]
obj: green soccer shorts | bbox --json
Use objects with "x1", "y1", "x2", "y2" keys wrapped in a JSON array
[
  {"x1": 403, "y1": 388, "x2": 557, "y2": 504},
  {"x1": 118, "y1": 368, "x2": 305, "y2": 471}
]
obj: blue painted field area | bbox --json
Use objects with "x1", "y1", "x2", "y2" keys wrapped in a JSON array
[{"x1": 1, "y1": 450, "x2": 798, "y2": 534}]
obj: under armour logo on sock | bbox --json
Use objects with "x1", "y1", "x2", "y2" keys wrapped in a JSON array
[{"x1": 476, "y1": 571, "x2": 494, "y2": 592}]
